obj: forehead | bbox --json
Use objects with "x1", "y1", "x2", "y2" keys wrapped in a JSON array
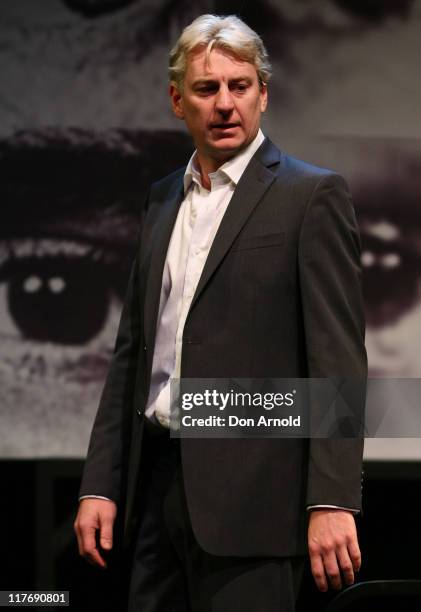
[{"x1": 185, "y1": 46, "x2": 258, "y2": 81}]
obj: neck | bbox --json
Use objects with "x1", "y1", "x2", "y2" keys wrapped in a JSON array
[
  {"x1": 196, "y1": 142, "x2": 246, "y2": 189},
  {"x1": 194, "y1": 129, "x2": 260, "y2": 189},
  {"x1": 195, "y1": 153, "x2": 227, "y2": 190}
]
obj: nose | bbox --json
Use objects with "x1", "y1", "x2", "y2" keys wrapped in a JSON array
[{"x1": 215, "y1": 84, "x2": 234, "y2": 114}]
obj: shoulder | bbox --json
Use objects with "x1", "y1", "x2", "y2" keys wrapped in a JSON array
[
  {"x1": 276, "y1": 149, "x2": 342, "y2": 188},
  {"x1": 282, "y1": 155, "x2": 350, "y2": 205},
  {"x1": 260, "y1": 138, "x2": 347, "y2": 197},
  {"x1": 255, "y1": 141, "x2": 355, "y2": 236},
  {"x1": 262, "y1": 152, "x2": 347, "y2": 218},
  {"x1": 280, "y1": 153, "x2": 334, "y2": 182},
  {"x1": 283, "y1": 154, "x2": 349, "y2": 197}
]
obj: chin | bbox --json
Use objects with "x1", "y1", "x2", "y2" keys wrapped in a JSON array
[{"x1": 211, "y1": 138, "x2": 246, "y2": 155}]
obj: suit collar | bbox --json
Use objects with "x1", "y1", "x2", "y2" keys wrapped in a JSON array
[{"x1": 183, "y1": 129, "x2": 266, "y2": 192}]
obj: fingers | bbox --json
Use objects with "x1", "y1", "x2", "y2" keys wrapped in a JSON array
[
  {"x1": 308, "y1": 510, "x2": 361, "y2": 592},
  {"x1": 309, "y1": 551, "x2": 329, "y2": 592},
  {"x1": 309, "y1": 545, "x2": 352, "y2": 591},
  {"x1": 309, "y1": 538, "x2": 361, "y2": 591},
  {"x1": 309, "y1": 540, "x2": 343, "y2": 591},
  {"x1": 74, "y1": 499, "x2": 117, "y2": 569},
  {"x1": 336, "y1": 544, "x2": 355, "y2": 587},
  {"x1": 347, "y1": 537, "x2": 362, "y2": 573},
  {"x1": 81, "y1": 522, "x2": 108, "y2": 568},
  {"x1": 74, "y1": 513, "x2": 107, "y2": 569},
  {"x1": 75, "y1": 519, "x2": 83, "y2": 556},
  {"x1": 99, "y1": 514, "x2": 114, "y2": 551}
]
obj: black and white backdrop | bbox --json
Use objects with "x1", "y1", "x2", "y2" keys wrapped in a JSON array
[{"x1": 1, "y1": 0, "x2": 421, "y2": 460}]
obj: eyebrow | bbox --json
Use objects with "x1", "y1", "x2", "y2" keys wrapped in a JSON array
[{"x1": 192, "y1": 76, "x2": 253, "y2": 87}]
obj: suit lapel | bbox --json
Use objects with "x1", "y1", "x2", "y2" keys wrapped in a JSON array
[
  {"x1": 142, "y1": 138, "x2": 281, "y2": 365},
  {"x1": 143, "y1": 174, "x2": 184, "y2": 356},
  {"x1": 188, "y1": 138, "x2": 281, "y2": 314}
]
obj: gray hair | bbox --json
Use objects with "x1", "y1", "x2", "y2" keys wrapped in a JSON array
[{"x1": 169, "y1": 14, "x2": 272, "y2": 91}]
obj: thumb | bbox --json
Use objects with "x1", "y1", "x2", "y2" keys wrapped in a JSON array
[{"x1": 99, "y1": 515, "x2": 114, "y2": 551}]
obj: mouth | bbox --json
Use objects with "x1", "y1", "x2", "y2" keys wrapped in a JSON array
[{"x1": 210, "y1": 123, "x2": 240, "y2": 130}]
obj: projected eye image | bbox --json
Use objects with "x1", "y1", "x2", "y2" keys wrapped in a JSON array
[
  {"x1": 0, "y1": 128, "x2": 192, "y2": 457},
  {"x1": 0, "y1": 238, "x2": 120, "y2": 346},
  {"x1": 355, "y1": 176, "x2": 421, "y2": 378}
]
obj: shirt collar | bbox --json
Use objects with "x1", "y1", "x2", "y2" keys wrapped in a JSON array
[{"x1": 183, "y1": 129, "x2": 265, "y2": 193}]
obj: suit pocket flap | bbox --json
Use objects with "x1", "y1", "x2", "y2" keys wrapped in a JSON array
[{"x1": 232, "y1": 231, "x2": 285, "y2": 252}]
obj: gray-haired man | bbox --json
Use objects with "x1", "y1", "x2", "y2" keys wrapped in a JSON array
[{"x1": 75, "y1": 14, "x2": 366, "y2": 611}]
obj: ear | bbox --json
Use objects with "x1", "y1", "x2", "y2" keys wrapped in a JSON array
[
  {"x1": 260, "y1": 82, "x2": 268, "y2": 113},
  {"x1": 169, "y1": 83, "x2": 184, "y2": 120}
]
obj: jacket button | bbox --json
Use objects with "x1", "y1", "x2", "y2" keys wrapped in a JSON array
[
  {"x1": 143, "y1": 345, "x2": 147, "y2": 351},
  {"x1": 136, "y1": 408, "x2": 142, "y2": 417}
]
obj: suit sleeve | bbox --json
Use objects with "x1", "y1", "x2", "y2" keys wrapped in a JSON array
[
  {"x1": 298, "y1": 173, "x2": 367, "y2": 511},
  {"x1": 78, "y1": 187, "x2": 150, "y2": 504},
  {"x1": 78, "y1": 253, "x2": 142, "y2": 504}
]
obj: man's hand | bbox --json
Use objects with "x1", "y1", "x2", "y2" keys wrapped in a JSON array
[
  {"x1": 74, "y1": 498, "x2": 117, "y2": 569},
  {"x1": 308, "y1": 509, "x2": 361, "y2": 592}
]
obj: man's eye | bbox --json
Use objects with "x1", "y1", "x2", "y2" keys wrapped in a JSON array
[
  {"x1": 358, "y1": 220, "x2": 421, "y2": 329},
  {"x1": 232, "y1": 84, "x2": 248, "y2": 92},
  {"x1": 0, "y1": 238, "x2": 127, "y2": 347},
  {"x1": 197, "y1": 86, "x2": 216, "y2": 95},
  {"x1": 4, "y1": 255, "x2": 106, "y2": 344}
]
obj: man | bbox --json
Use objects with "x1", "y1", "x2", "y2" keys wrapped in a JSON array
[{"x1": 74, "y1": 14, "x2": 367, "y2": 612}]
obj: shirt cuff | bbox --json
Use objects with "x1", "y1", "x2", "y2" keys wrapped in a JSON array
[
  {"x1": 306, "y1": 504, "x2": 360, "y2": 515},
  {"x1": 79, "y1": 495, "x2": 113, "y2": 502}
]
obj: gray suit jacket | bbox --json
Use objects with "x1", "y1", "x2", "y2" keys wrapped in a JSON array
[{"x1": 80, "y1": 137, "x2": 367, "y2": 556}]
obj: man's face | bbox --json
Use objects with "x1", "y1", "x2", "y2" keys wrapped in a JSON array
[{"x1": 170, "y1": 46, "x2": 267, "y2": 166}]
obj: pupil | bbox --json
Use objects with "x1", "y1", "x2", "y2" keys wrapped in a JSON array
[
  {"x1": 8, "y1": 256, "x2": 109, "y2": 345},
  {"x1": 361, "y1": 244, "x2": 419, "y2": 328}
]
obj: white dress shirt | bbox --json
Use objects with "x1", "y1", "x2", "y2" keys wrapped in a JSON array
[{"x1": 145, "y1": 129, "x2": 265, "y2": 428}]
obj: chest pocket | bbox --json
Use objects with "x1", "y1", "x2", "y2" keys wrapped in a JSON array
[{"x1": 231, "y1": 231, "x2": 285, "y2": 252}]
